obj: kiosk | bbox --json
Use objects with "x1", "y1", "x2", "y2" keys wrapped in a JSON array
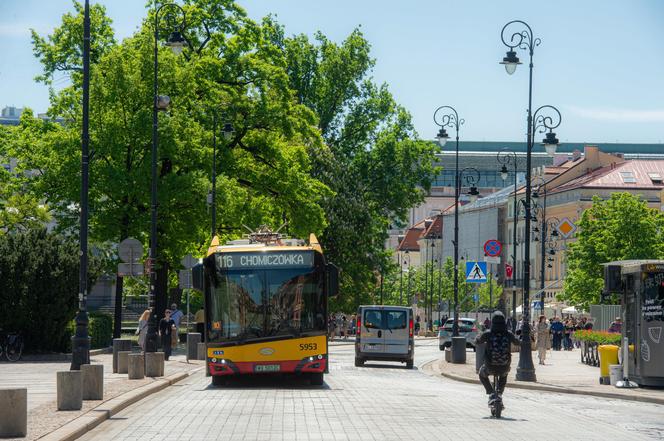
[{"x1": 603, "y1": 260, "x2": 664, "y2": 387}]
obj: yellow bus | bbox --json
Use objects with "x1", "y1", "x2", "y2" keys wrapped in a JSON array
[{"x1": 193, "y1": 228, "x2": 338, "y2": 386}]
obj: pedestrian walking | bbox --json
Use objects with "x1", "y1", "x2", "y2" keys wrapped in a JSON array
[
  {"x1": 159, "y1": 309, "x2": 176, "y2": 360},
  {"x1": 135, "y1": 309, "x2": 150, "y2": 351},
  {"x1": 194, "y1": 307, "x2": 205, "y2": 342},
  {"x1": 550, "y1": 317, "x2": 564, "y2": 350},
  {"x1": 535, "y1": 315, "x2": 550, "y2": 365},
  {"x1": 563, "y1": 319, "x2": 574, "y2": 350},
  {"x1": 341, "y1": 315, "x2": 348, "y2": 340}
]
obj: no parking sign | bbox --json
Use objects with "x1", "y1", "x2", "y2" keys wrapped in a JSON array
[{"x1": 483, "y1": 239, "x2": 502, "y2": 257}]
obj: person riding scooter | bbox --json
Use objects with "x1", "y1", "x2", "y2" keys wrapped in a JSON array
[{"x1": 475, "y1": 311, "x2": 521, "y2": 405}]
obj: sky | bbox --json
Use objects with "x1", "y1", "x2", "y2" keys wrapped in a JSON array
[{"x1": 1, "y1": 0, "x2": 663, "y2": 144}]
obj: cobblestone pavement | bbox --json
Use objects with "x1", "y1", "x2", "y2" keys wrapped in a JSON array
[{"x1": 80, "y1": 340, "x2": 664, "y2": 441}]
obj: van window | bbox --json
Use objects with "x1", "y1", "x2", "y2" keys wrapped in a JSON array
[
  {"x1": 386, "y1": 311, "x2": 407, "y2": 329},
  {"x1": 363, "y1": 310, "x2": 382, "y2": 329}
]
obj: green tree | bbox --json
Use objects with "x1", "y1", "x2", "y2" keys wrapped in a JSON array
[
  {"x1": 266, "y1": 22, "x2": 438, "y2": 310},
  {"x1": 17, "y1": 1, "x2": 330, "y2": 317},
  {"x1": 560, "y1": 193, "x2": 664, "y2": 309}
]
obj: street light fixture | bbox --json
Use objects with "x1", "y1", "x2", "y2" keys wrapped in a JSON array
[
  {"x1": 500, "y1": 19, "x2": 562, "y2": 382},
  {"x1": 146, "y1": 2, "x2": 187, "y2": 354}
]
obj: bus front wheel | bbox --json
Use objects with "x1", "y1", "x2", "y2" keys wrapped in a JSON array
[
  {"x1": 212, "y1": 376, "x2": 227, "y2": 387},
  {"x1": 309, "y1": 373, "x2": 324, "y2": 386}
]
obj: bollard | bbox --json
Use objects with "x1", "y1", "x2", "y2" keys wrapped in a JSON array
[
  {"x1": 57, "y1": 371, "x2": 82, "y2": 411},
  {"x1": 118, "y1": 351, "x2": 131, "y2": 374},
  {"x1": 197, "y1": 342, "x2": 207, "y2": 361},
  {"x1": 451, "y1": 336, "x2": 467, "y2": 364},
  {"x1": 128, "y1": 353, "x2": 145, "y2": 380},
  {"x1": 112, "y1": 338, "x2": 132, "y2": 373},
  {"x1": 0, "y1": 388, "x2": 27, "y2": 437},
  {"x1": 81, "y1": 364, "x2": 104, "y2": 400},
  {"x1": 145, "y1": 352, "x2": 165, "y2": 377},
  {"x1": 475, "y1": 342, "x2": 486, "y2": 373},
  {"x1": 187, "y1": 333, "x2": 201, "y2": 360}
]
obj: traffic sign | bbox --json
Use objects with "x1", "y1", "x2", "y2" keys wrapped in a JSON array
[
  {"x1": 483, "y1": 239, "x2": 502, "y2": 257},
  {"x1": 118, "y1": 238, "x2": 143, "y2": 263},
  {"x1": 181, "y1": 254, "x2": 196, "y2": 269},
  {"x1": 484, "y1": 256, "x2": 500, "y2": 264},
  {"x1": 465, "y1": 261, "x2": 487, "y2": 283},
  {"x1": 179, "y1": 269, "x2": 192, "y2": 289},
  {"x1": 118, "y1": 262, "x2": 143, "y2": 277},
  {"x1": 557, "y1": 217, "x2": 576, "y2": 238}
]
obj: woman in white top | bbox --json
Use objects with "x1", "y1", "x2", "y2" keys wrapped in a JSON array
[{"x1": 136, "y1": 309, "x2": 151, "y2": 351}]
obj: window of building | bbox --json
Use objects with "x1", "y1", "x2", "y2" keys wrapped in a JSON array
[
  {"x1": 620, "y1": 171, "x2": 636, "y2": 183},
  {"x1": 648, "y1": 172, "x2": 662, "y2": 183}
]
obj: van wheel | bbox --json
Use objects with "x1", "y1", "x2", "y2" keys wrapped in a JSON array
[
  {"x1": 354, "y1": 357, "x2": 364, "y2": 367},
  {"x1": 310, "y1": 373, "x2": 324, "y2": 386},
  {"x1": 406, "y1": 359, "x2": 414, "y2": 369}
]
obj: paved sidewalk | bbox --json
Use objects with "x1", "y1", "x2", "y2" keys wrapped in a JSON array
[
  {"x1": 428, "y1": 347, "x2": 664, "y2": 405},
  {"x1": 0, "y1": 346, "x2": 204, "y2": 440}
]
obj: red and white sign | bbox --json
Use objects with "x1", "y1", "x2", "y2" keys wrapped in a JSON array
[
  {"x1": 505, "y1": 264, "x2": 513, "y2": 280},
  {"x1": 484, "y1": 239, "x2": 502, "y2": 257}
]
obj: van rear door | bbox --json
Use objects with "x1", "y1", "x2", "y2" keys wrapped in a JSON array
[
  {"x1": 383, "y1": 308, "x2": 409, "y2": 354},
  {"x1": 360, "y1": 308, "x2": 385, "y2": 353}
]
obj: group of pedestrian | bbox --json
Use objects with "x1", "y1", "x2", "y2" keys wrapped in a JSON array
[
  {"x1": 328, "y1": 313, "x2": 357, "y2": 340},
  {"x1": 135, "y1": 303, "x2": 184, "y2": 361}
]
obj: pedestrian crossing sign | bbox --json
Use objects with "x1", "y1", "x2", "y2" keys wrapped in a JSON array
[{"x1": 465, "y1": 261, "x2": 487, "y2": 283}]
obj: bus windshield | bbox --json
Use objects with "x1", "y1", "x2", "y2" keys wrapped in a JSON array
[{"x1": 207, "y1": 266, "x2": 326, "y2": 342}]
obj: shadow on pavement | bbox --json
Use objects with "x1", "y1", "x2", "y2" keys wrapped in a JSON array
[
  {"x1": 360, "y1": 362, "x2": 416, "y2": 370},
  {"x1": 203, "y1": 374, "x2": 331, "y2": 391}
]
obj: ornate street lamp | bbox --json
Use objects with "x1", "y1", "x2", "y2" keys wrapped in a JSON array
[
  {"x1": 146, "y1": 3, "x2": 188, "y2": 353},
  {"x1": 497, "y1": 149, "x2": 521, "y2": 329},
  {"x1": 500, "y1": 20, "x2": 562, "y2": 381},
  {"x1": 71, "y1": 0, "x2": 91, "y2": 370}
]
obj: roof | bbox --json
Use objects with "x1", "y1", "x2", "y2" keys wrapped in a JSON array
[
  {"x1": 422, "y1": 215, "x2": 443, "y2": 239},
  {"x1": 551, "y1": 160, "x2": 664, "y2": 194},
  {"x1": 429, "y1": 140, "x2": 664, "y2": 155},
  {"x1": 397, "y1": 222, "x2": 426, "y2": 252}
]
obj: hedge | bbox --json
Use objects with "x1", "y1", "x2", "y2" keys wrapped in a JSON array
[
  {"x1": 574, "y1": 330, "x2": 622, "y2": 345},
  {"x1": 64, "y1": 312, "x2": 113, "y2": 352}
]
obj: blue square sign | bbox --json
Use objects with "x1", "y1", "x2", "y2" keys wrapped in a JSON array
[{"x1": 465, "y1": 261, "x2": 487, "y2": 283}]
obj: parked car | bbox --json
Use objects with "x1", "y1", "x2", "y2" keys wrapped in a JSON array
[
  {"x1": 438, "y1": 318, "x2": 479, "y2": 351},
  {"x1": 355, "y1": 305, "x2": 414, "y2": 369}
]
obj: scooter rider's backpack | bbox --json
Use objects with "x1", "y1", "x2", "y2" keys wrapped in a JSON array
[{"x1": 486, "y1": 332, "x2": 511, "y2": 367}]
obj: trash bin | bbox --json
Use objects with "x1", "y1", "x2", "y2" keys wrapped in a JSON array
[
  {"x1": 598, "y1": 344, "x2": 619, "y2": 385},
  {"x1": 475, "y1": 342, "x2": 486, "y2": 374},
  {"x1": 609, "y1": 364, "x2": 622, "y2": 385}
]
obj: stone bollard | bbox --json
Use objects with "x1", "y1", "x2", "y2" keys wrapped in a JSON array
[
  {"x1": 145, "y1": 352, "x2": 165, "y2": 377},
  {"x1": 118, "y1": 351, "x2": 131, "y2": 374},
  {"x1": 57, "y1": 371, "x2": 82, "y2": 411},
  {"x1": 128, "y1": 353, "x2": 145, "y2": 380},
  {"x1": 0, "y1": 388, "x2": 27, "y2": 437},
  {"x1": 112, "y1": 338, "x2": 132, "y2": 373},
  {"x1": 81, "y1": 364, "x2": 104, "y2": 400},
  {"x1": 187, "y1": 333, "x2": 201, "y2": 360},
  {"x1": 197, "y1": 342, "x2": 207, "y2": 361}
]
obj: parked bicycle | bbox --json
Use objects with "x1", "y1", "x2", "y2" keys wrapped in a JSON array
[{"x1": 0, "y1": 330, "x2": 24, "y2": 362}]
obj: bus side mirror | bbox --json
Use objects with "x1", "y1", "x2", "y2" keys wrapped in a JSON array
[
  {"x1": 192, "y1": 262, "x2": 204, "y2": 292},
  {"x1": 327, "y1": 263, "x2": 339, "y2": 297}
]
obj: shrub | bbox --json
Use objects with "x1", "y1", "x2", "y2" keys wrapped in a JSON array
[
  {"x1": 89, "y1": 313, "x2": 113, "y2": 349},
  {"x1": 574, "y1": 330, "x2": 622, "y2": 345}
]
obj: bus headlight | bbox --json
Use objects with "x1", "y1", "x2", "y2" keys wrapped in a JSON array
[{"x1": 211, "y1": 357, "x2": 217, "y2": 363}]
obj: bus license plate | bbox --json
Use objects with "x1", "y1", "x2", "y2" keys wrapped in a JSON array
[{"x1": 255, "y1": 364, "x2": 280, "y2": 373}]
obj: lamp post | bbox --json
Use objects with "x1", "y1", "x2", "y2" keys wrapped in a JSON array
[
  {"x1": 146, "y1": 3, "x2": 187, "y2": 353},
  {"x1": 210, "y1": 114, "x2": 234, "y2": 238},
  {"x1": 532, "y1": 178, "x2": 560, "y2": 316},
  {"x1": 429, "y1": 241, "x2": 435, "y2": 330},
  {"x1": 499, "y1": 20, "x2": 561, "y2": 381},
  {"x1": 497, "y1": 148, "x2": 520, "y2": 330},
  {"x1": 71, "y1": 0, "x2": 91, "y2": 371}
]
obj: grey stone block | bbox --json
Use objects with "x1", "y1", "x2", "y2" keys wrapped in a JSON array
[
  {"x1": 197, "y1": 342, "x2": 207, "y2": 361},
  {"x1": 57, "y1": 371, "x2": 82, "y2": 411},
  {"x1": 118, "y1": 351, "x2": 131, "y2": 374},
  {"x1": 128, "y1": 353, "x2": 145, "y2": 380},
  {"x1": 81, "y1": 364, "x2": 104, "y2": 400},
  {"x1": 187, "y1": 333, "x2": 201, "y2": 360},
  {"x1": 112, "y1": 338, "x2": 132, "y2": 373},
  {"x1": 145, "y1": 352, "x2": 165, "y2": 377},
  {"x1": 0, "y1": 388, "x2": 27, "y2": 437}
]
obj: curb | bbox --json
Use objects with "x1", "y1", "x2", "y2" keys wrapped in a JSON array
[
  {"x1": 39, "y1": 368, "x2": 202, "y2": 441},
  {"x1": 427, "y1": 361, "x2": 664, "y2": 406}
]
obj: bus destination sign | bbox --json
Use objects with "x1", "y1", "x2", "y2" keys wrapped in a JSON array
[{"x1": 217, "y1": 251, "x2": 313, "y2": 269}]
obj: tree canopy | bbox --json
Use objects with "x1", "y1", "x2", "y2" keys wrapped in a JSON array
[{"x1": 560, "y1": 193, "x2": 664, "y2": 309}]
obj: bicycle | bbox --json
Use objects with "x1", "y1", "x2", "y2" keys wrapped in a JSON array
[
  {"x1": 0, "y1": 330, "x2": 24, "y2": 362},
  {"x1": 489, "y1": 375, "x2": 504, "y2": 418}
]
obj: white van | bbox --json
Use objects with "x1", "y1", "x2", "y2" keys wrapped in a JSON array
[{"x1": 354, "y1": 305, "x2": 414, "y2": 369}]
